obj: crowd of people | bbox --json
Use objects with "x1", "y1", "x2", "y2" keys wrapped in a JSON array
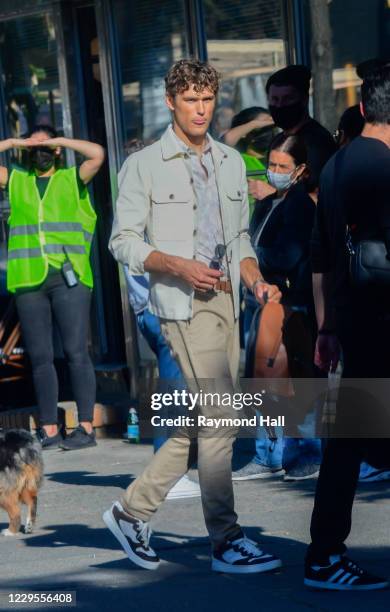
[{"x1": 2, "y1": 56, "x2": 390, "y2": 590}]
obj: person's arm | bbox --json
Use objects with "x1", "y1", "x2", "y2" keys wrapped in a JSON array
[
  {"x1": 237, "y1": 157, "x2": 281, "y2": 304},
  {"x1": 39, "y1": 137, "x2": 105, "y2": 184},
  {"x1": 311, "y1": 179, "x2": 340, "y2": 371},
  {"x1": 312, "y1": 272, "x2": 340, "y2": 372},
  {"x1": 0, "y1": 138, "x2": 29, "y2": 188},
  {"x1": 240, "y1": 257, "x2": 281, "y2": 304},
  {"x1": 248, "y1": 179, "x2": 276, "y2": 201},
  {"x1": 144, "y1": 251, "x2": 222, "y2": 292},
  {"x1": 223, "y1": 117, "x2": 273, "y2": 148}
]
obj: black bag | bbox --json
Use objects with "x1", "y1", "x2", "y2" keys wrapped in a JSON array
[
  {"x1": 335, "y1": 149, "x2": 390, "y2": 287},
  {"x1": 347, "y1": 234, "x2": 390, "y2": 287}
]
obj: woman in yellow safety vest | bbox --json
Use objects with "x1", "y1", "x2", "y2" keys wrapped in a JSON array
[{"x1": 0, "y1": 125, "x2": 105, "y2": 450}]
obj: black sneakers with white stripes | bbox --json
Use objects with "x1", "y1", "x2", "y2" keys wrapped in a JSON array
[
  {"x1": 103, "y1": 501, "x2": 160, "y2": 570},
  {"x1": 304, "y1": 554, "x2": 389, "y2": 591},
  {"x1": 212, "y1": 535, "x2": 282, "y2": 574}
]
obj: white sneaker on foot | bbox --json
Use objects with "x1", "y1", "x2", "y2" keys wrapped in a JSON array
[
  {"x1": 212, "y1": 534, "x2": 282, "y2": 574},
  {"x1": 103, "y1": 501, "x2": 159, "y2": 570},
  {"x1": 166, "y1": 475, "x2": 201, "y2": 500}
]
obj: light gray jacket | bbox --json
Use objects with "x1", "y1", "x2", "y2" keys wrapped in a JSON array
[{"x1": 109, "y1": 126, "x2": 256, "y2": 320}]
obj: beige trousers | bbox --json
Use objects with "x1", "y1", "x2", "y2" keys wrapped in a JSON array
[{"x1": 122, "y1": 291, "x2": 242, "y2": 547}]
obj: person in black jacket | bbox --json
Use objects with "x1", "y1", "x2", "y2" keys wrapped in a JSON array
[{"x1": 233, "y1": 133, "x2": 321, "y2": 482}]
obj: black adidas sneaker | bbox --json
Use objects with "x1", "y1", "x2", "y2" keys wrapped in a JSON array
[
  {"x1": 212, "y1": 535, "x2": 282, "y2": 574},
  {"x1": 304, "y1": 554, "x2": 389, "y2": 591},
  {"x1": 103, "y1": 501, "x2": 160, "y2": 570}
]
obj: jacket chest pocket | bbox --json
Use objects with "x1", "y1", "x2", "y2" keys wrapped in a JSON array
[
  {"x1": 224, "y1": 189, "x2": 243, "y2": 231},
  {"x1": 151, "y1": 189, "x2": 193, "y2": 241}
]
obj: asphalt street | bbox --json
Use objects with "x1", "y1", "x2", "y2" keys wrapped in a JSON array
[{"x1": 0, "y1": 439, "x2": 389, "y2": 611}]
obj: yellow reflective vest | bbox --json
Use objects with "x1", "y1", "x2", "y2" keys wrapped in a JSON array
[{"x1": 7, "y1": 167, "x2": 96, "y2": 292}]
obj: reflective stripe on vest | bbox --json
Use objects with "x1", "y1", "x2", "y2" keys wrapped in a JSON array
[
  {"x1": 7, "y1": 167, "x2": 96, "y2": 292},
  {"x1": 7, "y1": 244, "x2": 86, "y2": 259}
]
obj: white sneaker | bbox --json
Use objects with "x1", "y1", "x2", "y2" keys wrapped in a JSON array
[
  {"x1": 212, "y1": 534, "x2": 282, "y2": 574},
  {"x1": 103, "y1": 501, "x2": 160, "y2": 570},
  {"x1": 166, "y1": 475, "x2": 201, "y2": 500}
]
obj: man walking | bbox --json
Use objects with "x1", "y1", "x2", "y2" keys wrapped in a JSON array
[
  {"x1": 305, "y1": 62, "x2": 390, "y2": 590},
  {"x1": 104, "y1": 59, "x2": 281, "y2": 573}
]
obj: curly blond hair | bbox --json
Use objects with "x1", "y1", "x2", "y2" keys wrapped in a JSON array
[{"x1": 165, "y1": 59, "x2": 220, "y2": 98}]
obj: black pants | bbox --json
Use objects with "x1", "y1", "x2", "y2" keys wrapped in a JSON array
[
  {"x1": 15, "y1": 268, "x2": 96, "y2": 426},
  {"x1": 307, "y1": 307, "x2": 390, "y2": 563}
]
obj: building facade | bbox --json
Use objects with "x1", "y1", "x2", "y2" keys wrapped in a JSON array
[{"x1": 0, "y1": 0, "x2": 388, "y2": 398}]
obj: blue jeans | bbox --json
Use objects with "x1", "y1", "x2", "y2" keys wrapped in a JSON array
[
  {"x1": 136, "y1": 309, "x2": 185, "y2": 451},
  {"x1": 243, "y1": 299, "x2": 321, "y2": 469}
]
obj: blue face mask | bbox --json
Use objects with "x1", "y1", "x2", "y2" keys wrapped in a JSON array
[{"x1": 266, "y1": 169, "x2": 295, "y2": 192}]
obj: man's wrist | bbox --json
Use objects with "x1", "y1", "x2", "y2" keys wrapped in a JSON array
[
  {"x1": 164, "y1": 253, "x2": 183, "y2": 277},
  {"x1": 251, "y1": 277, "x2": 264, "y2": 293}
]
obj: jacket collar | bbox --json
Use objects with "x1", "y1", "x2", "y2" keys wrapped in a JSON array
[{"x1": 160, "y1": 124, "x2": 227, "y2": 166}]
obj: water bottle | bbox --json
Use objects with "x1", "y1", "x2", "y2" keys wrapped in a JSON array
[{"x1": 127, "y1": 407, "x2": 140, "y2": 443}]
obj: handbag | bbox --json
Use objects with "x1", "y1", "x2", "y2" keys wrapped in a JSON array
[
  {"x1": 335, "y1": 149, "x2": 390, "y2": 287},
  {"x1": 245, "y1": 302, "x2": 314, "y2": 397},
  {"x1": 346, "y1": 233, "x2": 390, "y2": 287}
]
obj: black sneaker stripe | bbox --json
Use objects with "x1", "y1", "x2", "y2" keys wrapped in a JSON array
[
  {"x1": 112, "y1": 506, "x2": 158, "y2": 562},
  {"x1": 125, "y1": 536, "x2": 158, "y2": 562},
  {"x1": 112, "y1": 504, "x2": 138, "y2": 526}
]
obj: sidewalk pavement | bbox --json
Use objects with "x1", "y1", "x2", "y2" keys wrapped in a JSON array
[{"x1": 0, "y1": 438, "x2": 389, "y2": 611}]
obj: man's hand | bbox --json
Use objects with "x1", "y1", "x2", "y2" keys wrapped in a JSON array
[
  {"x1": 253, "y1": 280, "x2": 282, "y2": 306},
  {"x1": 314, "y1": 333, "x2": 340, "y2": 373},
  {"x1": 171, "y1": 258, "x2": 223, "y2": 292},
  {"x1": 248, "y1": 179, "x2": 276, "y2": 201}
]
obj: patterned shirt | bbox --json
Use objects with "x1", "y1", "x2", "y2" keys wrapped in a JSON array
[{"x1": 168, "y1": 125, "x2": 229, "y2": 277}]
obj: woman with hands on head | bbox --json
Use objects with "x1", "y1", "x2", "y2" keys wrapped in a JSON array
[{"x1": 0, "y1": 125, "x2": 105, "y2": 450}]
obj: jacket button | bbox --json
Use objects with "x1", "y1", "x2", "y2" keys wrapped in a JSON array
[
  {"x1": 169, "y1": 194, "x2": 175, "y2": 200},
  {"x1": 193, "y1": 204, "x2": 197, "y2": 210},
  {"x1": 237, "y1": 191, "x2": 241, "y2": 197},
  {"x1": 193, "y1": 229, "x2": 197, "y2": 236},
  {"x1": 190, "y1": 178, "x2": 194, "y2": 184}
]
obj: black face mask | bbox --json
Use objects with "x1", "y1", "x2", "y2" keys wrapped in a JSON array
[
  {"x1": 268, "y1": 101, "x2": 306, "y2": 130},
  {"x1": 29, "y1": 147, "x2": 56, "y2": 172}
]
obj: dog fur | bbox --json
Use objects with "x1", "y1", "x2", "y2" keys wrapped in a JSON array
[{"x1": 0, "y1": 429, "x2": 43, "y2": 536}]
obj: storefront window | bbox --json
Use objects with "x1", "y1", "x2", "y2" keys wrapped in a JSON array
[
  {"x1": 303, "y1": 0, "x2": 390, "y2": 131},
  {"x1": 203, "y1": 0, "x2": 287, "y2": 136},
  {"x1": 112, "y1": 0, "x2": 187, "y2": 150},
  {"x1": 0, "y1": 12, "x2": 63, "y2": 137}
]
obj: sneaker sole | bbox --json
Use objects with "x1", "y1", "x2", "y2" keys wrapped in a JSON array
[
  {"x1": 60, "y1": 441, "x2": 97, "y2": 451},
  {"x1": 41, "y1": 444, "x2": 61, "y2": 450},
  {"x1": 359, "y1": 472, "x2": 390, "y2": 483},
  {"x1": 212, "y1": 558, "x2": 282, "y2": 574},
  {"x1": 232, "y1": 469, "x2": 285, "y2": 481},
  {"x1": 102, "y1": 510, "x2": 160, "y2": 571},
  {"x1": 304, "y1": 578, "x2": 389, "y2": 591},
  {"x1": 284, "y1": 470, "x2": 320, "y2": 482}
]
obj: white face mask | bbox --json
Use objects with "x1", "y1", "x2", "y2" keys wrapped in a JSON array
[{"x1": 266, "y1": 168, "x2": 295, "y2": 192}]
